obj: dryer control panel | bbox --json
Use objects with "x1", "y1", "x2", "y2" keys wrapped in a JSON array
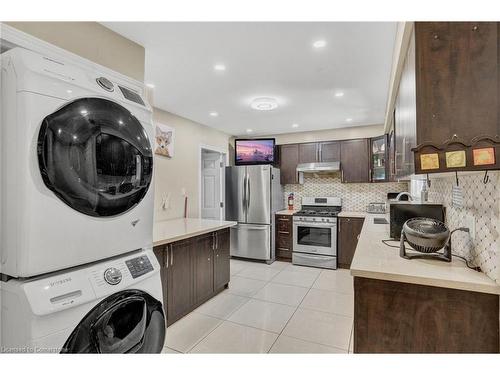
[{"x1": 126, "y1": 255, "x2": 153, "y2": 279}]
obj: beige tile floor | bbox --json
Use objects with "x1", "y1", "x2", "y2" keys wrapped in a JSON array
[{"x1": 162, "y1": 259, "x2": 354, "y2": 354}]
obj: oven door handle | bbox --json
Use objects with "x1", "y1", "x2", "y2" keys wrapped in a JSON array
[{"x1": 293, "y1": 221, "x2": 337, "y2": 228}]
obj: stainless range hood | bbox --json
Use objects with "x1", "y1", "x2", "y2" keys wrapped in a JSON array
[
  {"x1": 296, "y1": 162, "x2": 341, "y2": 173},
  {"x1": 296, "y1": 162, "x2": 341, "y2": 184}
]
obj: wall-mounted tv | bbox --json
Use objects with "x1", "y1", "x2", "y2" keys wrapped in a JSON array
[{"x1": 235, "y1": 138, "x2": 276, "y2": 166}]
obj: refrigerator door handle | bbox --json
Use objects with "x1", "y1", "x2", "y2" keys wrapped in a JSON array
[
  {"x1": 246, "y1": 174, "x2": 251, "y2": 212},
  {"x1": 243, "y1": 174, "x2": 248, "y2": 216}
]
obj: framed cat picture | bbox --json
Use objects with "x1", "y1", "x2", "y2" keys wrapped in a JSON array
[{"x1": 154, "y1": 122, "x2": 175, "y2": 158}]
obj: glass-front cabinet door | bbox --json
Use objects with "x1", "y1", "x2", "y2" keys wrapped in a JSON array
[{"x1": 370, "y1": 135, "x2": 388, "y2": 182}]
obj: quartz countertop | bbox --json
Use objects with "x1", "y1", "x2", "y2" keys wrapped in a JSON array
[
  {"x1": 350, "y1": 213, "x2": 500, "y2": 295},
  {"x1": 338, "y1": 211, "x2": 367, "y2": 218},
  {"x1": 153, "y1": 218, "x2": 237, "y2": 247},
  {"x1": 275, "y1": 209, "x2": 298, "y2": 216}
]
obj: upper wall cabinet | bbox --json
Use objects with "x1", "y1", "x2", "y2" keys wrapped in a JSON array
[
  {"x1": 279, "y1": 144, "x2": 299, "y2": 184},
  {"x1": 394, "y1": 22, "x2": 500, "y2": 177},
  {"x1": 370, "y1": 135, "x2": 389, "y2": 182},
  {"x1": 298, "y1": 141, "x2": 341, "y2": 164},
  {"x1": 340, "y1": 139, "x2": 370, "y2": 183},
  {"x1": 415, "y1": 22, "x2": 500, "y2": 145}
]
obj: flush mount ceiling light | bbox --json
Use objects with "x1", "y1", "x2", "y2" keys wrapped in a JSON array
[
  {"x1": 334, "y1": 92, "x2": 344, "y2": 97},
  {"x1": 214, "y1": 64, "x2": 226, "y2": 72},
  {"x1": 313, "y1": 40, "x2": 327, "y2": 49},
  {"x1": 145, "y1": 83, "x2": 155, "y2": 88},
  {"x1": 292, "y1": 123, "x2": 299, "y2": 128},
  {"x1": 246, "y1": 129, "x2": 253, "y2": 133},
  {"x1": 209, "y1": 111, "x2": 219, "y2": 117},
  {"x1": 346, "y1": 118, "x2": 353, "y2": 122},
  {"x1": 250, "y1": 97, "x2": 278, "y2": 111}
]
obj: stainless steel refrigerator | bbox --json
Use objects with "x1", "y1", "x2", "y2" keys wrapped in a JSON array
[{"x1": 225, "y1": 165, "x2": 283, "y2": 262}]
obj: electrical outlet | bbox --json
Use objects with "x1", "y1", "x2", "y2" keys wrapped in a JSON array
[{"x1": 465, "y1": 214, "x2": 476, "y2": 240}]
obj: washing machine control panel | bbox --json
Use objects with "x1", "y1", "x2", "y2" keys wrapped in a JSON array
[
  {"x1": 126, "y1": 255, "x2": 154, "y2": 279},
  {"x1": 104, "y1": 267, "x2": 122, "y2": 285}
]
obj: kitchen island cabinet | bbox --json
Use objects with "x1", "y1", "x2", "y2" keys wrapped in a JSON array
[
  {"x1": 350, "y1": 214, "x2": 500, "y2": 353},
  {"x1": 153, "y1": 219, "x2": 235, "y2": 325}
]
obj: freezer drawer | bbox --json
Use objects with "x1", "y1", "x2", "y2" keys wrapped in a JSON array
[
  {"x1": 292, "y1": 252, "x2": 337, "y2": 270},
  {"x1": 230, "y1": 224, "x2": 271, "y2": 261}
]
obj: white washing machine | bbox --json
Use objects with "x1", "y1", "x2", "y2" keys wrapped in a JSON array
[
  {"x1": 1, "y1": 48, "x2": 155, "y2": 278},
  {"x1": 0, "y1": 248, "x2": 165, "y2": 353}
]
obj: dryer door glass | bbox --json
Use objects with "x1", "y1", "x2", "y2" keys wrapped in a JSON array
[
  {"x1": 61, "y1": 290, "x2": 165, "y2": 353},
  {"x1": 38, "y1": 98, "x2": 153, "y2": 217}
]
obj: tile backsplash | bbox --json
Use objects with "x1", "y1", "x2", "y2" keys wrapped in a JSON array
[
  {"x1": 427, "y1": 171, "x2": 500, "y2": 284},
  {"x1": 284, "y1": 175, "x2": 408, "y2": 212}
]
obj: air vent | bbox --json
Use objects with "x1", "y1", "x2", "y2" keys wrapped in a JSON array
[{"x1": 118, "y1": 85, "x2": 145, "y2": 106}]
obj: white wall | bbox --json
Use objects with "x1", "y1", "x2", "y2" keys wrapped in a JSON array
[
  {"x1": 262, "y1": 124, "x2": 384, "y2": 145},
  {"x1": 153, "y1": 108, "x2": 230, "y2": 222}
]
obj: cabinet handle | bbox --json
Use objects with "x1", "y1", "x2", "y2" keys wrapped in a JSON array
[
  {"x1": 170, "y1": 246, "x2": 173, "y2": 266},
  {"x1": 278, "y1": 231, "x2": 289, "y2": 234},
  {"x1": 216, "y1": 232, "x2": 218, "y2": 249},
  {"x1": 278, "y1": 218, "x2": 289, "y2": 221},
  {"x1": 208, "y1": 257, "x2": 211, "y2": 261},
  {"x1": 357, "y1": 234, "x2": 360, "y2": 241},
  {"x1": 277, "y1": 247, "x2": 290, "y2": 251},
  {"x1": 165, "y1": 246, "x2": 169, "y2": 268}
]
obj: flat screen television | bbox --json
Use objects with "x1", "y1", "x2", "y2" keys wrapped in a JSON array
[{"x1": 235, "y1": 138, "x2": 276, "y2": 165}]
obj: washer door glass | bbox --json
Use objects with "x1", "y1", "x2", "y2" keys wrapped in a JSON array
[
  {"x1": 38, "y1": 98, "x2": 153, "y2": 217},
  {"x1": 61, "y1": 290, "x2": 165, "y2": 353}
]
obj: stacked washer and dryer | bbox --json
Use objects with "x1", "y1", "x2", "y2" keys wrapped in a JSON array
[{"x1": 0, "y1": 48, "x2": 165, "y2": 353}]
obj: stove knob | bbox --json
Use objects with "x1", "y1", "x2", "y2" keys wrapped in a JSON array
[
  {"x1": 104, "y1": 267, "x2": 122, "y2": 285},
  {"x1": 322, "y1": 218, "x2": 326, "y2": 222}
]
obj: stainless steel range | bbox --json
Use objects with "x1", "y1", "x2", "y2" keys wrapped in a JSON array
[{"x1": 293, "y1": 197, "x2": 341, "y2": 269}]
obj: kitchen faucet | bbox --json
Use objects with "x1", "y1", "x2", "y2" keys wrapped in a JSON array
[{"x1": 395, "y1": 192, "x2": 413, "y2": 201}]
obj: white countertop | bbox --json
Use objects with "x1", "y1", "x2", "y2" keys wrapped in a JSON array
[
  {"x1": 153, "y1": 218, "x2": 237, "y2": 247},
  {"x1": 350, "y1": 213, "x2": 500, "y2": 295},
  {"x1": 275, "y1": 209, "x2": 298, "y2": 216},
  {"x1": 338, "y1": 211, "x2": 367, "y2": 218}
]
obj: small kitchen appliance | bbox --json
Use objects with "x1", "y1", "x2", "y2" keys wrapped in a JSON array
[
  {"x1": 367, "y1": 202, "x2": 386, "y2": 214},
  {"x1": 292, "y1": 197, "x2": 342, "y2": 269},
  {"x1": 389, "y1": 202, "x2": 445, "y2": 240},
  {"x1": 399, "y1": 217, "x2": 469, "y2": 262}
]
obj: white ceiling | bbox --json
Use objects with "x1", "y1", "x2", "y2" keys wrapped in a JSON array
[{"x1": 102, "y1": 22, "x2": 397, "y2": 136}]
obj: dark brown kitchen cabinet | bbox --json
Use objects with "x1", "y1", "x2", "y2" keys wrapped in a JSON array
[
  {"x1": 275, "y1": 214, "x2": 293, "y2": 260},
  {"x1": 299, "y1": 143, "x2": 319, "y2": 163},
  {"x1": 214, "y1": 229, "x2": 230, "y2": 290},
  {"x1": 338, "y1": 217, "x2": 365, "y2": 269},
  {"x1": 194, "y1": 233, "x2": 215, "y2": 304},
  {"x1": 370, "y1": 135, "x2": 389, "y2": 182},
  {"x1": 299, "y1": 141, "x2": 341, "y2": 164},
  {"x1": 394, "y1": 29, "x2": 417, "y2": 179},
  {"x1": 154, "y1": 228, "x2": 231, "y2": 325},
  {"x1": 165, "y1": 239, "x2": 194, "y2": 324},
  {"x1": 340, "y1": 139, "x2": 370, "y2": 183},
  {"x1": 320, "y1": 141, "x2": 341, "y2": 162},
  {"x1": 279, "y1": 144, "x2": 299, "y2": 184},
  {"x1": 415, "y1": 22, "x2": 500, "y2": 145}
]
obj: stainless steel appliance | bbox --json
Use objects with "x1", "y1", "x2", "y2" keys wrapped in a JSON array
[
  {"x1": 225, "y1": 165, "x2": 283, "y2": 262},
  {"x1": 389, "y1": 202, "x2": 445, "y2": 240},
  {"x1": 292, "y1": 197, "x2": 341, "y2": 269}
]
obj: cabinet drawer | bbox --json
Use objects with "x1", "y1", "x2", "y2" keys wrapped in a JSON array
[
  {"x1": 276, "y1": 234, "x2": 291, "y2": 249},
  {"x1": 276, "y1": 215, "x2": 292, "y2": 232}
]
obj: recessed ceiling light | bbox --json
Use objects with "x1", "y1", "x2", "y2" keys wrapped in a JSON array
[
  {"x1": 334, "y1": 92, "x2": 344, "y2": 97},
  {"x1": 292, "y1": 123, "x2": 299, "y2": 128},
  {"x1": 313, "y1": 40, "x2": 327, "y2": 49},
  {"x1": 209, "y1": 111, "x2": 219, "y2": 117},
  {"x1": 250, "y1": 97, "x2": 278, "y2": 111},
  {"x1": 146, "y1": 83, "x2": 155, "y2": 88},
  {"x1": 214, "y1": 64, "x2": 226, "y2": 71},
  {"x1": 246, "y1": 129, "x2": 253, "y2": 133},
  {"x1": 346, "y1": 118, "x2": 353, "y2": 122}
]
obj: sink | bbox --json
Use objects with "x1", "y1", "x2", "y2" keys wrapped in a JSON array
[{"x1": 373, "y1": 217, "x2": 388, "y2": 224}]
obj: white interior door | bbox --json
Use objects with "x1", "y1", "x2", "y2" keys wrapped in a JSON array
[{"x1": 201, "y1": 150, "x2": 223, "y2": 220}]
